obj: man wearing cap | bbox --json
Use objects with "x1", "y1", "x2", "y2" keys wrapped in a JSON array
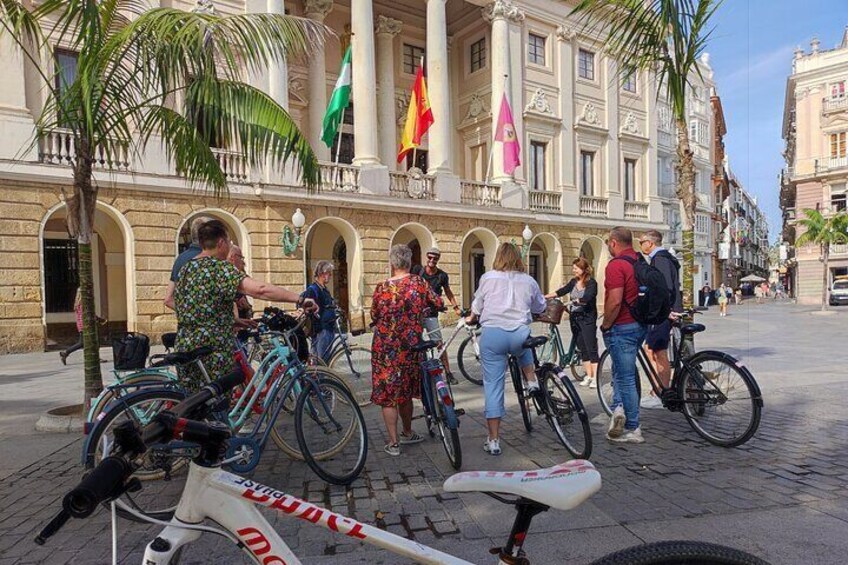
[{"x1": 412, "y1": 247, "x2": 461, "y2": 384}]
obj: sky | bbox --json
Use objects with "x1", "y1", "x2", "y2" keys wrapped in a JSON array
[{"x1": 706, "y1": 0, "x2": 848, "y2": 240}]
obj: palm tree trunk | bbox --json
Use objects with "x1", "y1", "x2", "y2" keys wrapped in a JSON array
[
  {"x1": 675, "y1": 118, "x2": 697, "y2": 312},
  {"x1": 72, "y1": 137, "x2": 103, "y2": 411},
  {"x1": 821, "y1": 245, "x2": 829, "y2": 312}
]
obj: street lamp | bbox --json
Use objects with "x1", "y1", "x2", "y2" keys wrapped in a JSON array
[
  {"x1": 281, "y1": 208, "x2": 306, "y2": 256},
  {"x1": 520, "y1": 225, "x2": 533, "y2": 259}
]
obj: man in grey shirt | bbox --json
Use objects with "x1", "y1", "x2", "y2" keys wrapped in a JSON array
[{"x1": 164, "y1": 215, "x2": 213, "y2": 310}]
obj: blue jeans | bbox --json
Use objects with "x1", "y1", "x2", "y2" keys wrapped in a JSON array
[
  {"x1": 312, "y1": 329, "x2": 335, "y2": 363},
  {"x1": 603, "y1": 322, "x2": 647, "y2": 431},
  {"x1": 480, "y1": 326, "x2": 533, "y2": 419}
]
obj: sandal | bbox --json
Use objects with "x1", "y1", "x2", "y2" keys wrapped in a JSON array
[{"x1": 384, "y1": 443, "x2": 401, "y2": 456}]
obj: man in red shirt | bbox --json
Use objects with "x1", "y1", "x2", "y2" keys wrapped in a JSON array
[{"x1": 600, "y1": 227, "x2": 647, "y2": 444}]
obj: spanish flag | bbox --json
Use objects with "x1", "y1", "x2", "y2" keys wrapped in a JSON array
[{"x1": 397, "y1": 65, "x2": 434, "y2": 163}]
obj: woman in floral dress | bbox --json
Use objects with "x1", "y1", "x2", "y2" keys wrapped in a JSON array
[
  {"x1": 371, "y1": 244, "x2": 442, "y2": 456},
  {"x1": 174, "y1": 219, "x2": 316, "y2": 391}
]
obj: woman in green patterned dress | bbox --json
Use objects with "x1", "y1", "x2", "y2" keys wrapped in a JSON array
[{"x1": 174, "y1": 219, "x2": 316, "y2": 390}]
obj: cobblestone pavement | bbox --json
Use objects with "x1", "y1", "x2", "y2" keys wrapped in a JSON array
[{"x1": 1, "y1": 303, "x2": 847, "y2": 564}]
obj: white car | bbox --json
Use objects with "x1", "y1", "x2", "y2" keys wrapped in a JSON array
[{"x1": 830, "y1": 278, "x2": 848, "y2": 306}]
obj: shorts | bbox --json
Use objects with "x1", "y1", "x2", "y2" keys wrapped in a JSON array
[
  {"x1": 645, "y1": 319, "x2": 671, "y2": 351},
  {"x1": 423, "y1": 316, "x2": 442, "y2": 342}
]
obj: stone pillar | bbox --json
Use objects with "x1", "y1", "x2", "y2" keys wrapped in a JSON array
[
  {"x1": 606, "y1": 56, "x2": 624, "y2": 219},
  {"x1": 556, "y1": 25, "x2": 578, "y2": 215},
  {"x1": 375, "y1": 16, "x2": 402, "y2": 172},
  {"x1": 426, "y1": 0, "x2": 451, "y2": 174},
  {"x1": 645, "y1": 70, "x2": 663, "y2": 223},
  {"x1": 0, "y1": 33, "x2": 36, "y2": 161},
  {"x1": 351, "y1": 0, "x2": 381, "y2": 167},
  {"x1": 507, "y1": 10, "x2": 525, "y2": 185},
  {"x1": 304, "y1": 0, "x2": 332, "y2": 162}
]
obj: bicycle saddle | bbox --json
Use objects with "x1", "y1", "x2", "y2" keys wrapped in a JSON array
[
  {"x1": 411, "y1": 340, "x2": 439, "y2": 352},
  {"x1": 161, "y1": 332, "x2": 177, "y2": 350},
  {"x1": 522, "y1": 336, "x2": 548, "y2": 350},
  {"x1": 443, "y1": 460, "x2": 601, "y2": 512},
  {"x1": 149, "y1": 346, "x2": 215, "y2": 367},
  {"x1": 681, "y1": 323, "x2": 706, "y2": 335}
]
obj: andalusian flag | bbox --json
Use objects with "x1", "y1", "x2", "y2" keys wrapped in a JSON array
[
  {"x1": 321, "y1": 46, "x2": 352, "y2": 148},
  {"x1": 397, "y1": 64, "x2": 434, "y2": 163}
]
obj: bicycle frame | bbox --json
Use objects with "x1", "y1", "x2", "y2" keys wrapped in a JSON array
[
  {"x1": 141, "y1": 463, "x2": 472, "y2": 565},
  {"x1": 434, "y1": 318, "x2": 476, "y2": 359}
]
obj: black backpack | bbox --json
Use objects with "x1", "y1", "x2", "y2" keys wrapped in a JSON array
[
  {"x1": 112, "y1": 332, "x2": 151, "y2": 370},
  {"x1": 614, "y1": 255, "x2": 672, "y2": 325}
]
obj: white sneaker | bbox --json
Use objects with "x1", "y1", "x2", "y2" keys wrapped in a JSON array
[
  {"x1": 607, "y1": 427, "x2": 645, "y2": 444},
  {"x1": 525, "y1": 380, "x2": 540, "y2": 393},
  {"x1": 607, "y1": 406, "x2": 626, "y2": 438},
  {"x1": 588, "y1": 377, "x2": 597, "y2": 389},
  {"x1": 483, "y1": 438, "x2": 502, "y2": 456},
  {"x1": 579, "y1": 376, "x2": 595, "y2": 388},
  {"x1": 640, "y1": 395, "x2": 663, "y2": 409}
]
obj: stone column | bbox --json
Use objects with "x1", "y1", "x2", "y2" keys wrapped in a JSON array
[
  {"x1": 645, "y1": 70, "x2": 663, "y2": 223},
  {"x1": 483, "y1": 0, "x2": 513, "y2": 183},
  {"x1": 0, "y1": 33, "x2": 36, "y2": 160},
  {"x1": 304, "y1": 0, "x2": 332, "y2": 162},
  {"x1": 426, "y1": 0, "x2": 451, "y2": 174},
  {"x1": 351, "y1": 0, "x2": 381, "y2": 167},
  {"x1": 556, "y1": 25, "x2": 578, "y2": 214},
  {"x1": 606, "y1": 56, "x2": 624, "y2": 219},
  {"x1": 506, "y1": 10, "x2": 525, "y2": 184},
  {"x1": 375, "y1": 16, "x2": 402, "y2": 171}
]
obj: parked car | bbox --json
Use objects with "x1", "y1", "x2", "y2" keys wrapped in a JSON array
[{"x1": 830, "y1": 278, "x2": 848, "y2": 306}]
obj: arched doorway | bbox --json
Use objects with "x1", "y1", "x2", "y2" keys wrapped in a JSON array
[
  {"x1": 528, "y1": 233, "x2": 563, "y2": 294},
  {"x1": 579, "y1": 235, "x2": 610, "y2": 302},
  {"x1": 304, "y1": 217, "x2": 363, "y2": 331},
  {"x1": 39, "y1": 202, "x2": 135, "y2": 348},
  {"x1": 175, "y1": 208, "x2": 252, "y2": 272},
  {"x1": 389, "y1": 222, "x2": 436, "y2": 272},
  {"x1": 460, "y1": 228, "x2": 499, "y2": 306}
]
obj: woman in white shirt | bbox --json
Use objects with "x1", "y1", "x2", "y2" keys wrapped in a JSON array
[{"x1": 466, "y1": 243, "x2": 547, "y2": 456}]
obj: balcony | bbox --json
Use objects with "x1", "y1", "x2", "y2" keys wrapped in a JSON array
[
  {"x1": 388, "y1": 171, "x2": 434, "y2": 200},
  {"x1": 695, "y1": 232, "x2": 709, "y2": 249},
  {"x1": 580, "y1": 195, "x2": 608, "y2": 217},
  {"x1": 460, "y1": 180, "x2": 501, "y2": 207},
  {"x1": 319, "y1": 162, "x2": 360, "y2": 193},
  {"x1": 623, "y1": 201, "x2": 649, "y2": 220},
  {"x1": 211, "y1": 149, "x2": 248, "y2": 183},
  {"x1": 822, "y1": 97, "x2": 848, "y2": 113},
  {"x1": 815, "y1": 156, "x2": 848, "y2": 174},
  {"x1": 658, "y1": 131, "x2": 673, "y2": 148},
  {"x1": 38, "y1": 128, "x2": 130, "y2": 172},
  {"x1": 831, "y1": 243, "x2": 848, "y2": 256},
  {"x1": 528, "y1": 190, "x2": 561, "y2": 213}
]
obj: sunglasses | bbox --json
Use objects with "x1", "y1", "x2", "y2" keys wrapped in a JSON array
[{"x1": 427, "y1": 255, "x2": 440, "y2": 260}]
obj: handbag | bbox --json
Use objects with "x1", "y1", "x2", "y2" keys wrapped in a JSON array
[{"x1": 112, "y1": 332, "x2": 150, "y2": 370}]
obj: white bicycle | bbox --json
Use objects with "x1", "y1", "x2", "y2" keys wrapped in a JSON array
[
  {"x1": 35, "y1": 372, "x2": 770, "y2": 565},
  {"x1": 429, "y1": 309, "x2": 484, "y2": 386}
]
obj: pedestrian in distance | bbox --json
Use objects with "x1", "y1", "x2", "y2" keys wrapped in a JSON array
[
  {"x1": 701, "y1": 282, "x2": 712, "y2": 308},
  {"x1": 411, "y1": 247, "x2": 461, "y2": 384},
  {"x1": 466, "y1": 243, "x2": 547, "y2": 456},
  {"x1": 164, "y1": 215, "x2": 214, "y2": 311},
  {"x1": 59, "y1": 288, "x2": 107, "y2": 365},
  {"x1": 637, "y1": 230, "x2": 681, "y2": 409},
  {"x1": 600, "y1": 227, "x2": 647, "y2": 444},
  {"x1": 370, "y1": 244, "x2": 442, "y2": 457},
  {"x1": 718, "y1": 283, "x2": 729, "y2": 317},
  {"x1": 227, "y1": 243, "x2": 255, "y2": 325},
  {"x1": 734, "y1": 288, "x2": 742, "y2": 305},
  {"x1": 545, "y1": 257, "x2": 600, "y2": 388},
  {"x1": 302, "y1": 260, "x2": 337, "y2": 363}
]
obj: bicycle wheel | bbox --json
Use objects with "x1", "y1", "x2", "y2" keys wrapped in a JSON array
[
  {"x1": 457, "y1": 335, "x2": 483, "y2": 386},
  {"x1": 88, "y1": 371, "x2": 176, "y2": 423},
  {"x1": 511, "y1": 362, "x2": 533, "y2": 432},
  {"x1": 570, "y1": 346, "x2": 587, "y2": 382},
  {"x1": 434, "y1": 381, "x2": 462, "y2": 470},
  {"x1": 596, "y1": 349, "x2": 649, "y2": 416},
  {"x1": 83, "y1": 389, "x2": 188, "y2": 523},
  {"x1": 295, "y1": 377, "x2": 368, "y2": 485},
  {"x1": 328, "y1": 345, "x2": 373, "y2": 407},
  {"x1": 589, "y1": 540, "x2": 771, "y2": 565},
  {"x1": 677, "y1": 351, "x2": 762, "y2": 447},
  {"x1": 541, "y1": 367, "x2": 592, "y2": 459}
]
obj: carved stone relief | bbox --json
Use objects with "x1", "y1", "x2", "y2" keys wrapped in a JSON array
[{"x1": 525, "y1": 88, "x2": 553, "y2": 115}]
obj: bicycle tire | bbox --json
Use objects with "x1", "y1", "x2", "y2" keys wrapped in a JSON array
[
  {"x1": 457, "y1": 335, "x2": 483, "y2": 386},
  {"x1": 570, "y1": 346, "x2": 587, "y2": 382},
  {"x1": 541, "y1": 367, "x2": 592, "y2": 459},
  {"x1": 434, "y1": 379, "x2": 462, "y2": 469},
  {"x1": 596, "y1": 349, "x2": 648, "y2": 416},
  {"x1": 295, "y1": 377, "x2": 368, "y2": 485},
  {"x1": 328, "y1": 345, "x2": 373, "y2": 407},
  {"x1": 87, "y1": 371, "x2": 176, "y2": 423},
  {"x1": 677, "y1": 351, "x2": 762, "y2": 447},
  {"x1": 511, "y1": 362, "x2": 533, "y2": 432},
  {"x1": 589, "y1": 540, "x2": 771, "y2": 565}
]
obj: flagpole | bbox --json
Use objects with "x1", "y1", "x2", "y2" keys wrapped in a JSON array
[
  {"x1": 486, "y1": 74, "x2": 510, "y2": 186},
  {"x1": 334, "y1": 107, "x2": 346, "y2": 189}
]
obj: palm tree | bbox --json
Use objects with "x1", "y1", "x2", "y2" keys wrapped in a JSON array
[
  {"x1": 795, "y1": 209, "x2": 848, "y2": 311},
  {"x1": 570, "y1": 0, "x2": 722, "y2": 311},
  {"x1": 0, "y1": 0, "x2": 326, "y2": 410}
]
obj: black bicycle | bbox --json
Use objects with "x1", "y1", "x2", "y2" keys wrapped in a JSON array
[
  {"x1": 596, "y1": 311, "x2": 763, "y2": 447},
  {"x1": 413, "y1": 338, "x2": 463, "y2": 469},
  {"x1": 509, "y1": 335, "x2": 592, "y2": 459}
]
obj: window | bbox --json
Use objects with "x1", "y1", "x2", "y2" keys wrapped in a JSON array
[
  {"x1": 54, "y1": 49, "x2": 79, "y2": 127},
  {"x1": 832, "y1": 184, "x2": 847, "y2": 211},
  {"x1": 403, "y1": 43, "x2": 425, "y2": 75},
  {"x1": 470, "y1": 38, "x2": 486, "y2": 73},
  {"x1": 624, "y1": 158, "x2": 637, "y2": 201},
  {"x1": 530, "y1": 141, "x2": 547, "y2": 191},
  {"x1": 406, "y1": 149, "x2": 428, "y2": 173},
  {"x1": 578, "y1": 49, "x2": 595, "y2": 80},
  {"x1": 696, "y1": 213, "x2": 709, "y2": 234},
  {"x1": 331, "y1": 133, "x2": 354, "y2": 165},
  {"x1": 528, "y1": 33, "x2": 546, "y2": 65},
  {"x1": 623, "y1": 73, "x2": 637, "y2": 93},
  {"x1": 580, "y1": 150, "x2": 594, "y2": 196},
  {"x1": 831, "y1": 81, "x2": 846, "y2": 99},
  {"x1": 470, "y1": 143, "x2": 488, "y2": 181},
  {"x1": 44, "y1": 239, "x2": 79, "y2": 313},
  {"x1": 830, "y1": 132, "x2": 847, "y2": 158}
]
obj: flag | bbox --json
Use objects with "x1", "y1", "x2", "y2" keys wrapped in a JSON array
[
  {"x1": 321, "y1": 46, "x2": 352, "y2": 148},
  {"x1": 495, "y1": 93, "x2": 520, "y2": 175},
  {"x1": 397, "y1": 65, "x2": 434, "y2": 163}
]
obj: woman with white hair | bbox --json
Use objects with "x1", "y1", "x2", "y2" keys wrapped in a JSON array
[
  {"x1": 371, "y1": 244, "x2": 442, "y2": 456},
  {"x1": 302, "y1": 260, "x2": 336, "y2": 362}
]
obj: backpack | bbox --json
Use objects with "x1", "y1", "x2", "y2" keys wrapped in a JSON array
[
  {"x1": 614, "y1": 255, "x2": 672, "y2": 325},
  {"x1": 112, "y1": 332, "x2": 150, "y2": 370}
]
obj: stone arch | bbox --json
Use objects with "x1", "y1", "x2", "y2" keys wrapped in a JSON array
[
  {"x1": 528, "y1": 232, "x2": 563, "y2": 295},
  {"x1": 175, "y1": 208, "x2": 252, "y2": 272},
  {"x1": 460, "y1": 227, "x2": 499, "y2": 306},
  {"x1": 303, "y1": 216, "x2": 364, "y2": 324},
  {"x1": 389, "y1": 222, "x2": 437, "y2": 271},
  {"x1": 39, "y1": 200, "x2": 137, "y2": 345},
  {"x1": 579, "y1": 235, "x2": 610, "y2": 302}
]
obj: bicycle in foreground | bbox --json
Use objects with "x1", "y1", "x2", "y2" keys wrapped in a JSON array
[
  {"x1": 596, "y1": 311, "x2": 763, "y2": 447},
  {"x1": 36, "y1": 371, "x2": 771, "y2": 565},
  {"x1": 509, "y1": 334, "x2": 593, "y2": 459}
]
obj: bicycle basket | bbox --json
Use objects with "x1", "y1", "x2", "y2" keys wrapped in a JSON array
[
  {"x1": 112, "y1": 332, "x2": 151, "y2": 370},
  {"x1": 534, "y1": 299, "x2": 567, "y2": 325}
]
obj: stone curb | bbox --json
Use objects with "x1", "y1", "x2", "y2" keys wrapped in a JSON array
[{"x1": 35, "y1": 404, "x2": 84, "y2": 433}]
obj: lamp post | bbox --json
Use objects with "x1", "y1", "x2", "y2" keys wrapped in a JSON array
[
  {"x1": 520, "y1": 225, "x2": 533, "y2": 260},
  {"x1": 281, "y1": 208, "x2": 306, "y2": 256}
]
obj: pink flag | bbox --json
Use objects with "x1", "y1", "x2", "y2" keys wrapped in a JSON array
[{"x1": 494, "y1": 93, "x2": 520, "y2": 175}]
